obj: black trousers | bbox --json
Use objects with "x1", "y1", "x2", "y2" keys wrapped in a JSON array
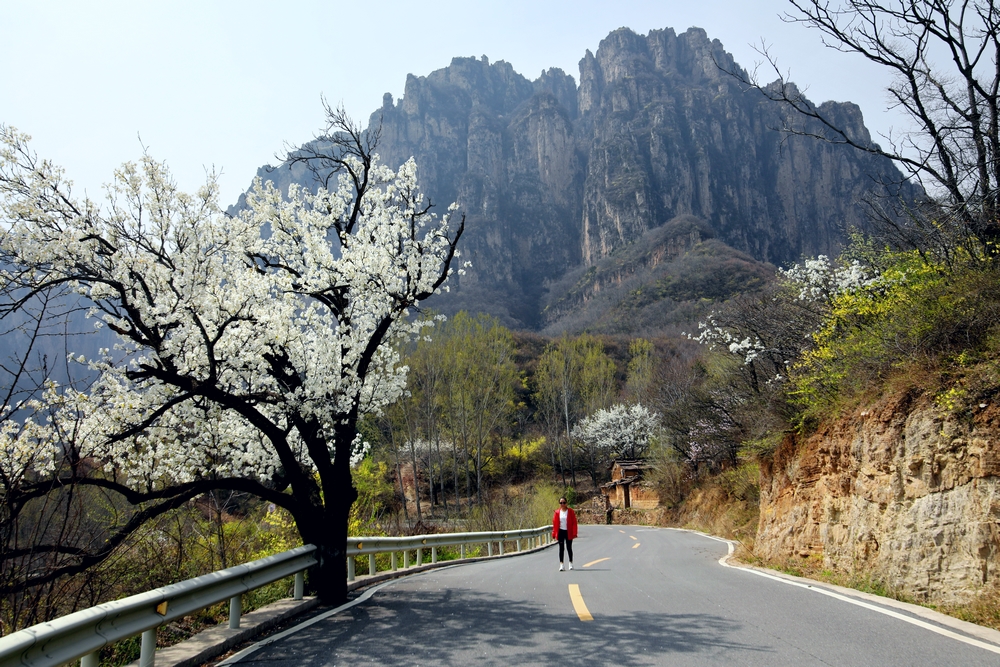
[{"x1": 558, "y1": 529, "x2": 573, "y2": 563}]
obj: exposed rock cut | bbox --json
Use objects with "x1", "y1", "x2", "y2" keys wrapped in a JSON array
[{"x1": 757, "y1": 392, "x2": 1000, "y2": 603}]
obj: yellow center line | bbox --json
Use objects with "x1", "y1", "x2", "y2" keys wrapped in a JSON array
[
  {"x1": 632, "y1": 543, "x2": 640, "y2": 549},
  {"x1": 568, "y1": 584, "x2": 593, "y2": 621},
  {"x1": 629, "y1": 535, "x2": 637, "y2": 540},
  {"x1": 582, "y1": 557, "x2": 610, "y2": 568}
]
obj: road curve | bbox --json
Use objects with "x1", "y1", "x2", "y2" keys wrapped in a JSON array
[{"x1": 223, "y1": 526, "x2": 1000, "y2": 666}]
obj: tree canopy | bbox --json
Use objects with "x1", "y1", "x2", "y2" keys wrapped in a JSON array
[{"x1": 0, "y1": 109, "x2": 463, "y2": 603}]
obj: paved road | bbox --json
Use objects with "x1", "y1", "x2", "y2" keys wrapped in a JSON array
[{"x1": 227, "y1": 526, "x2": 1000, "y2": 666}]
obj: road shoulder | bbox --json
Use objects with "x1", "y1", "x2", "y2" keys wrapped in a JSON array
[{"x1": 664, "y1": 525, "x2": 1000, "y2": 650}]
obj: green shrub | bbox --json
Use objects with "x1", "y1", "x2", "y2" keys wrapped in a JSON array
[
  {"x1": 789, "y1": 251, "x2": 1000, "y2": 423},
  {"x1": 349, "y1": 458, "x2": 397, "y2": 536},
  {"x1": 718, "y1": 462, "x2": 761, "y2": 504}
]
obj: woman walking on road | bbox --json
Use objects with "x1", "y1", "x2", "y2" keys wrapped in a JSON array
[{"x1": 553, "y1": 497, "x2": 578, "y2": 571}]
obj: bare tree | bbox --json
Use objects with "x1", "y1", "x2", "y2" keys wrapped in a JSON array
[{"x1": 728, "y1": 0, "x2": 1000, "y2": 259}]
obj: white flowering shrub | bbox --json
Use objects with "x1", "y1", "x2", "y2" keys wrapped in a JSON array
[
  {"x1": 676, "y1": 263, "x2": 863, "y2": 469},
  {"x1": 0, "y1": 112, "x2": 463, "y2": 602},
  {"x1": 778, "y1": 255, "x2": 876, "y2": 304},
  {"x1": 674, "y1": 255, "x2": 886, "y2": 469},
  {"x1": 689, "y1": 255, "x2": 879, "y2": 384},
  {"x1": 690, "y1": 319, "x2": 768, "y2": 366}
]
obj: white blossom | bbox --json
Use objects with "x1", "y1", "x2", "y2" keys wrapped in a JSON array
[
  {"x1": 572, "y1": 403, "x2": 660, "y2": 460},
  {"x1": 0, "y1": 126, "x2": 459, "y2": 486},
  {"x1": 779, "y1": 255, "x2": 876, "y2": 303}
]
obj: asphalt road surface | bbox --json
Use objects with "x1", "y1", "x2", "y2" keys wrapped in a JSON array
[{"x1": 224, "y1": 526, "x2": 1000, "y2": 666}]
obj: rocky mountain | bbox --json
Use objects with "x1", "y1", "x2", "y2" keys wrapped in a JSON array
[{"x1": 237, "y1": 26, "x2": 918, "y2": 332}]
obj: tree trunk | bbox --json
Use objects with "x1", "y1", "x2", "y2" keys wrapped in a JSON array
[
  {"x1": 554, "y1": 432, "x2": 567, "y2": 488},
  {"x1": 427, "y1": 448, "x2": 436, "y2": 511},
  {"x1": 409, "y1": 438, "x2": 422, "y2": 522},
  {"x1": 463, "y1": 433, "x2": 472, "y2": 506},
  {"x1": 296, "y1": 423, "x2": 359, "y2": 605},
  {"x1": 476, "y1": 440, "x2": 483, "y2": 505},
  {"x1": 453, "y1": 437, "x2": 461, "y2": 510},
  {"x1": 436, "y1": 435, "x2": 448, "y2": 515},
  {"x1": 308, "y1": 507, "x2": 348, "y2": 603},
  {"x1": 563, "y1": 390, "x2": 576, "y2": 487},
  {"x1": 393, "y1": 446, "x2": 410, "y2": 528},
  {"x1": 297, "y1": 481, "x2": 356, "y2": 605}
]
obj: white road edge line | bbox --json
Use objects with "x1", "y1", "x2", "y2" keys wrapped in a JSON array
[{"x1": 692, "y1": 530, "x2": 1000, "y2": 656}]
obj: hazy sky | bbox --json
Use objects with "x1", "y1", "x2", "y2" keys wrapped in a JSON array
[{"x1": 2, "y1": 0, "x2": 905, "y2": 208}]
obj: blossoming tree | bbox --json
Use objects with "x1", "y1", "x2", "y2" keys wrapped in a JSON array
[
  {"x1": 0, "y1": 109, "x2": 463, "y2": 603},
  {"x1": 572, "y1": 403, "x2": 660, "y2": 464}
]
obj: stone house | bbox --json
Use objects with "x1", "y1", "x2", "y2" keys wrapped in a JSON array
[{"x1": 600, "y1": 459, "x2": 659, "y2": 509}]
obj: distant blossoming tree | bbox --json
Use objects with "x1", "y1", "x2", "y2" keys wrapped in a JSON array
[
  {"x1": 0, "y1": 108, "x2": 463, "y2": 603},
  {"x1": 572, "y1": 403, "x2": 660, "y2": 463}
]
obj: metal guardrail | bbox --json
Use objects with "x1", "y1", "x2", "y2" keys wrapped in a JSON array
[
  {"x1": 0, "y1": 526, "x2": 551, "y2": 667},
  {"x1": 346, "y1": 525, "x2": 551, "y2": 580},
  {"x1": 0, "y1": 545, "x2": 317, "y2": 667}
]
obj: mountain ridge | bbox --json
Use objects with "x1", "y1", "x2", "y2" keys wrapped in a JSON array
[{"x1": 235, "y1": 25, "x2": 919, "y2": 332}]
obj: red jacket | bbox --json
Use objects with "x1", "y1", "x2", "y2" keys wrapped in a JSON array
[{"x1": 552, "y1": 507, "x2": 578, "y2": 540}]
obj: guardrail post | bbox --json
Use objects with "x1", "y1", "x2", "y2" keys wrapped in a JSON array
[
  {"x1": 229, "y1": 595, "x2": 242, "y2": 629},
  {"x1": 487, "y1": 542, "x2": 493, "y2": 557},
  {"x1": 460, "y1": 544, "x2": 465, "y2": 559},
  {"x1": 404, "y1": 550, "x2": 410, "y2": 568},
  {"x1": 416, "y1": 548, "x2": 422, "y2": 565},
  {"x1": 81, "y1": 652, "x2": 99, "y2": 667},
  {"x1": 369, "y1": 553, "x2": 377, "y2": 576},
  {"x1": 391, "y1": 551, "x2": 398, "y2": 571},
  {"x1": 499, "y1": 540, "x2": 505, "y2": 556},
  {"x1": 139, "y1": 628, "x2": 157, "y2": 667},
  {"x1": 431, "y1": 546, "x2": 437, "y2": 564},
  {"x1": 516, "y1": 539, "x2": 521, "y2": 552},
  {"x1": 294, "y1": 572, "x2": 304, "y2": 600},
  {"x1": 348, "y1": 556, "x2": 356, "y2": 581}
]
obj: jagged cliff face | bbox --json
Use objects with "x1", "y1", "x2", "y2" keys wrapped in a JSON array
[
  {"x1": 243, "y1": 26, "x2": 916, "y2": 330},
  {"x1": 757, "y1": 392, "x2": 1000, "y2": 604},
  {"x1": 573, "y1": 28, "x2": 902, "y2": 269},
  {"x1": 368, "y1": 57, "x2": 584, "y2": 327}
]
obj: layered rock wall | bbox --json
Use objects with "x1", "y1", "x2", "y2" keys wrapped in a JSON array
[{"x1": 757, "y1": 391, "x2": 1000, "y2": 603}]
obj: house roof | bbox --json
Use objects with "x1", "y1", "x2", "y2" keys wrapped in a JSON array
[{"x1": 611, "y1": 458, "x2": 651, "y2": 472}]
